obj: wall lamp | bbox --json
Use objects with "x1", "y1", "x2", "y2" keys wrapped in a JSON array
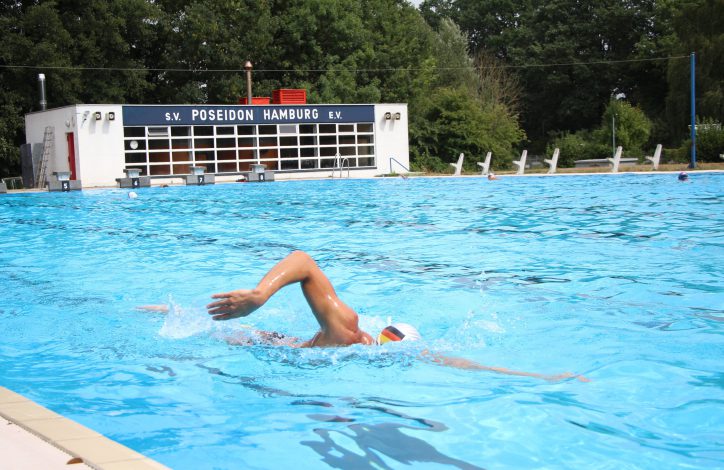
[
  {"x1": 107, "y1": 112, "x2": 115, "y2": 121},
  {"x1": 94, "y1": 111, "x2": 102, "y2": 120},
  {"x1": 384, "y1": 112, "x2": 402, "y2": 120}
]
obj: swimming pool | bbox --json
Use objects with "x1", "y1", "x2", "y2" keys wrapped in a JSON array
[{"x1": 0, "y1": 173, "x2": 722, "y2": 469}]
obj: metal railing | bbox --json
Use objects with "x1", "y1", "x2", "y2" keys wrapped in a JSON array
[
  {"x1": 2, "y1": 177, "x2": 24, "y2": 190},
  {"x1": 389, "y1": 157, "x2": 410, "y2": 174},
  {"x1": 332, "y1": 154, "x2": 350, "y2": 178}
]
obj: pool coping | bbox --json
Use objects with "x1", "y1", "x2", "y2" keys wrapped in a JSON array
[
  {"x1": 1, "y1": 168, "x2": 723, "y2": 193},
  {"x1": 0, "y1": 386, "x2": 169, "y2": 470}
]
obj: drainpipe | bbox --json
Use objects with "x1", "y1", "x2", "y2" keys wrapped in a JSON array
[
  {"x1": 244, "y1": 61, "x2": 253, "y2": 105},
  {"x1": 38, "y1": 74, "x2": 47, "y2": 111}
]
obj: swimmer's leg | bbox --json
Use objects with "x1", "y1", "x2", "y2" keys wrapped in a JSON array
[{"x1": 136, "y1": 305, "x2": 169, "y2": 313}]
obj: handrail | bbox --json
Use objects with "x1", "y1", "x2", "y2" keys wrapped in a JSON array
[
  {"x1": 332, "y1": 154, "x2": 350, "y2": 178},
  {"x1": 389, "y1": 157, "x2": 410, "y2": 174},
  {"x1": 341, "y1": 158, "x2": 350, "y2": 178}
]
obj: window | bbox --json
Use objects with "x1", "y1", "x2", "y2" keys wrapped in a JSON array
[
  {"x1": 147, "y1": 127, "x2": 169, "y2": 137},
  {"x1": 194, "y1": 126, "x2": 214, "y2": 136},
  {"x1": 125, "y1": 140, "x2": 145, "y2": 151},
  {"x1": 339, "y1": 135, "x2": 355, "y2": 145},
  {"x1": 319, "y1": 135, "x2": 336, "y2": 146},
  {"x1": 124, "y1": 127, "x2": 145, "y2": 137},
  {"x1": 281, "y1": 148, "x2": 298, "y2": 159},
  {"x1": 216, "y1": 138, "x2": 236, "y2": 148},
  {"x1": 280, "y1": 136, "x2": 298, "y2": 146},
  {"x1": 171, "y1": 127, "x2": 191, "y2": 137},
  {"x1": 148, "y1": 139, "x2": 170, "y2": 150},
  {"x1": 124, "y1": 121, "x2": 377, "y2": 176}
]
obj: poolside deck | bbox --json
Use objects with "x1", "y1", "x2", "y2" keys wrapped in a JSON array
[{"x1": 0, "y1": 387, "x2": 168, "y2": 470}]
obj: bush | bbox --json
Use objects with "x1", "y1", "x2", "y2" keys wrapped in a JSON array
[
  {"x1": 547, "y1": 131, "x2": 609, "y2": 167},
  {"x1": 669, "y1": 119, "x2": 724, "y2": 163},
  {"x1": 663, "y1": 146, "x2": 689, "y2": 164},
  {"x1": 410, "y1": 87, "x2": 524, "y2": 172},
  {"x1": 410, "y1": 153, "x2": 450, "y2": 173},
  {"x1": 593, "y1": 100, "x2": 652, "y2": 156},
  {"x1": 696, "y1": 121, "x2": 724, "y2": 162}
]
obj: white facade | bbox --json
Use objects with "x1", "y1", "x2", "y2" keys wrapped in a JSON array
[{"x1": 25, "y1": 103, "x2": 409, "y2": 188}]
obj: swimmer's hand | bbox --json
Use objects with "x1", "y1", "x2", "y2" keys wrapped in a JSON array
[{"x1": 206, "y1": 289, "x2": 265, "y2": 321}]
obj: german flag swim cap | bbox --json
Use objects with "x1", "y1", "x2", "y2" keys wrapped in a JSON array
[{"x1": 377, "y1": 323, "x2": 421, "y2": 344}]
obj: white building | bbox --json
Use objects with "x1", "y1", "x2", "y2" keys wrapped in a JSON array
[{"x1": 24, "y1": 103, "x2": 409, "y2": 187}]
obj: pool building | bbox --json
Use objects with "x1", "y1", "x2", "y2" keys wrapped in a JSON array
[{"x1": 23, "y1": 102, "x2": 409, "y2": 188}]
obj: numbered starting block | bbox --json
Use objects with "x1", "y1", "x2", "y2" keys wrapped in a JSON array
[
  {"x1": 48, "y1": 172, "x2": 82, "y2": 192},
  {"x1": 116, "y1": 168, "x2": 151, "y2": 189},
  {"x1": 185, "y1": 166, "x2": 215, "y2": 186},
  {"x1": 246, "y1": 164, "x2": 275, "y2": 182}
]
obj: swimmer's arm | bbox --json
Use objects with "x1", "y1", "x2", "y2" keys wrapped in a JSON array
[
  {"x1": 423, "y1": 351, "x2": 589, "y2": 382},
  {"x1": 207, "y1": 251, "x2": 320, "y2": 320}
]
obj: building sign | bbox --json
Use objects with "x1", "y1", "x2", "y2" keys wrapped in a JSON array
[{"x1": 122, "y1": 105, "x2": 375, "y2": 126}]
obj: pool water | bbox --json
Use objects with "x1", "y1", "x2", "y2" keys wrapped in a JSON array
[{"x1": 0, "y1": 174, "x2": 722, "y2": 469}]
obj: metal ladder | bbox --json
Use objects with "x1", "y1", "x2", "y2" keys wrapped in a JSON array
[
  {"x1": 35, "y1": 126, "x2": 54, "y2": 188},
  {"x1": 332, "y1": 153, "x2": 350, "y2": 178}
]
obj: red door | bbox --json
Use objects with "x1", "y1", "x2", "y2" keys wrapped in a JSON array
[{"x1": 66, "y1": 132, "x2": 77, "y2": 180}]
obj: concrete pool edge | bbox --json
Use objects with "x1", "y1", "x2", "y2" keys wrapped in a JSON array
[
  {"x1": 1, "y1": 168, "x2": 723, "y2": 193},
  {"x1": 0, "y1": 386, "x2": 169, "y2": 470}
]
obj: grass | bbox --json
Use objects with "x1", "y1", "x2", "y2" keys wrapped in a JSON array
[{"x1": 416, "y1": 161, "x2": 724, "y2": 177}]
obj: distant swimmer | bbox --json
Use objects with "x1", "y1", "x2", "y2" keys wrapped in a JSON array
[
  {"x1": 141, "y1": 251, "x2": 588, "y2": 381},
  {"x1": 487, "y1": 172, "x2": 498, "y2": 181},
  {"x1": 678, "y1": 172, "x2": 689, "y2": 182}
]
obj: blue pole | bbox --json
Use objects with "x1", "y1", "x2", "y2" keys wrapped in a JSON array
[{"x1": 690, "y1": 52, "x2": 696, "y2": 169}]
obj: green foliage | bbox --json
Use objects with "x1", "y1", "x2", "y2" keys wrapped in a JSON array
[
  {"x1": 665, "y1": 1, "x2": 724, "y2": 140},
  {"x1": 693, "y1": 118, "x2": 724, "y2": 162},
  {"x1": 422, "y1": 0, "x2": 680, "y2": 151},
  {"x1": 547, "y1": 130, "x2": 610, "y2": 167},
  {"x1": 593, "y1": 100, "x2": 652, "y2": 156},
  {"x1": 411, "y1": 87, "x2": 524, "y2": 171}
]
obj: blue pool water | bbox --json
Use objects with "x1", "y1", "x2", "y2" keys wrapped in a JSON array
[{"x1": 0, "y1": 174, "x2": 722, "y2": 469}]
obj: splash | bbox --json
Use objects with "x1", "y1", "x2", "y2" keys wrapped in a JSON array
[{"x1": 158, "y1": 296, "x2": 215, "y2": 339}]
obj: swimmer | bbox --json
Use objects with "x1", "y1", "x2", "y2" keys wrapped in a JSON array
[
  {"x1": 678, "y1": 171, "x2": 689, "y2": 182},
  {"x1": 128, "y1": 191, "x2": 138, "y2": 199},
  {"x1": 140, "y1": 251, "x2": 588, "y2": 381},
  {"x1": 487, "y1": 172, "x2": 498, "y2": 181},
  {"x1": 204, "y1": 251, "x2": 589, "y2": 381}
]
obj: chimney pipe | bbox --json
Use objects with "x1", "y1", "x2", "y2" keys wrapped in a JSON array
[
  {"x1": 38, "y1": 73, "x2": 47, "y2": 111},
  {"x1": 244, "y1": 61, "x2": 253, "y2": 105}
]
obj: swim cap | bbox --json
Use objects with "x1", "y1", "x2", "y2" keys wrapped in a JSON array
[
  {"x1": 377, "y1": 323, "x2": 421, "y2": 344},
  {"x1": 678, "y1": 172, "x2": 689, "y2": 181}
]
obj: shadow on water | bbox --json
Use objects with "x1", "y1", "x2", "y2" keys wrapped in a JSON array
[
  {"x1": 299, "y1": 398, "x2": 484, "y2": 470},
  {"x1": 197, "y1": 364, "x2": 484, "y2": 470}
]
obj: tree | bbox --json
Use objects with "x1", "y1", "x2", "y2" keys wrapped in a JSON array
[
  {"x1": 422, "y1": 0, "x2": 676, "y2": 150},
  {"x1": 593, "y1": 100, "x2": 653, "y2": 157},
  {"x1": 665, "y1": 0, "x2": 724, "y2": 141},
  {"x1": 408, "y1": 16, "x2": 524, "y2": 171}
]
